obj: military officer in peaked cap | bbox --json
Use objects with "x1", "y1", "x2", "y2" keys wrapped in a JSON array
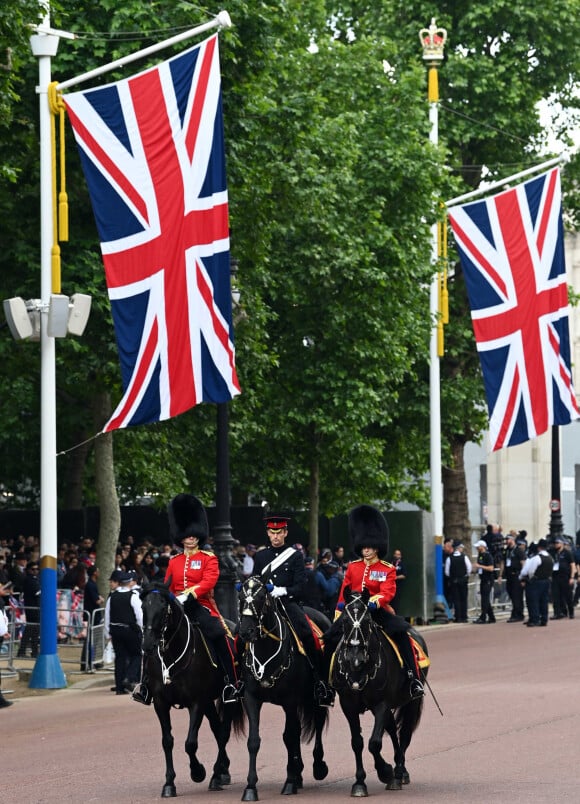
[
  {"x1": 324, "y1": 505, "x2": 424, "y2": 700},
  {"x1": 252, "y1": 515, "x2": 335, "y2": 706}
]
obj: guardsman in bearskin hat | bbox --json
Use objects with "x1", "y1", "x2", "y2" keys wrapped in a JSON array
[
  {"x1": 324, "y1": 505, "x2": 424, "y2": 700},
  {"x1": 252, "y1": 514, "x2": 335, "y2": 706},
  {"x1": 132, "y1": 494, "x2": 243, "y2": 705}
]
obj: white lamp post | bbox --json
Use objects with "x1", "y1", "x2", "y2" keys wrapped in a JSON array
[{"x1": 420, "y1": 18, "x2": 448, "y2": 615}]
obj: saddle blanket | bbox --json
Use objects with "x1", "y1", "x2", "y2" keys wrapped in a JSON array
[
  {"x1": 383, "y1": 632, "x2": 430, "y2": 670},
  {"x1": 283, "y1": 615, "x2": 325, "y2": 655}
]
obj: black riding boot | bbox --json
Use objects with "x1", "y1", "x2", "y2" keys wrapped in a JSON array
[
  {"x1": 302, "y1": 632, "x2": 335, "y2": 707},
  {"x1": 395, "y1": 633, "x2": 424, "y2": 700},
  {"x1": 213, "y1": 636, "x2": 244, "y2": 704},
  {"x1": 132, "y1": 661, "x2": 152, "y2": 706}
]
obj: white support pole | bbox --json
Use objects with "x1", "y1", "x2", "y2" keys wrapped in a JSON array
[
  {"x1": 57, "y1": 11, "x2": 231, "y2": 92},
  {"x1": 428, "y1": 98, "x2": 443, "y2": 546},
  {"x1": 420, "y1": 17, "x2": 449, "y2": 618},
  {"x1": 446, "y1": 154, "x2": 565, "y2": 208},
  {"x1": 29, "y1": 12, "x2": 66, "y2": 689}
]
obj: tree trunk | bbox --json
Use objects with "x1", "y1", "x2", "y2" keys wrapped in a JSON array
[
  {"x1": 92, "y1": 391, "x2": 121, "y2": 599},
  {"x1": 308, "y1": 457, "x2": 320, "y2": 560},
  {"x1": 442, "y1": 437, "x2": 472, "y2": 544}
]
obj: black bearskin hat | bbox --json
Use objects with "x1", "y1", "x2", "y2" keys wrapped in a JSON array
[
  {"x1": 349, "y1": 504, "x2": 389, "y2": 559},
  {"x1": 168, "y1": 494, "x2": 209, "y2": 547}
]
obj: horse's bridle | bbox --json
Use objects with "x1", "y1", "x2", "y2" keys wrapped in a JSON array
[
  {"x1": 144, "y1": 591, "x2": 193, "y2": 685},
  {"x1": 239, "y1": 580, "x2": 291, "y2": 686},
  {"x1": 336, "y1": 594, "x2": 382, "y2": 691}
]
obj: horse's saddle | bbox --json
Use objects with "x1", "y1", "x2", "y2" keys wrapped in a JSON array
[
  {"x1": 381, "y1": 631, "x2": 430, "y2": 670},
  {"x1": 283, "y1": 614, "x2": 324, "y2": 656}
]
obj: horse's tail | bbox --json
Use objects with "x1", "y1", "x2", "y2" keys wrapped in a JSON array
[
  {"x1": 297, "y1": 698, "x2": 330, "y2": 744},
  {"x1": 217, "y1": 698, "x2": 247, "y2": 737},
  {"x1": 393, "y1": 694, "x2": 424, "y2": 744},
  {"x1": 393, "y1": 629, "x2": 428, "y2": 740}
]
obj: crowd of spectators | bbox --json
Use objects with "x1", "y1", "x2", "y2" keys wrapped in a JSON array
[{"x1": 443, "y1": 524, "x2": 580, "y2": 625}]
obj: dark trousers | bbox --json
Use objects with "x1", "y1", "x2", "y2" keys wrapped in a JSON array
[
  {"x1": 506, "y1": 575, "x2": 524, "y2": 619},
  {"x1": 110, "y1": 625, "x2": 142, "y2": 692},
  {"x1": 183, "y1": 597, "x2": 238, "y2": 683},
  {"x1": 479, "y1": 579, "x2": 495, "y2": 621},
  {"x1": 525, "y1": 579, "x2": 550, "y2": 625},
  {"x1": 324, "y1": 608, "x2": 420, "y2": 681},
  {"x1": 450, "y1": 578, "x2": 468, "y2": 622},
  {"x1": 552, "y1": 574, "x2": 573, "y2": 617},
  {"x1": 18, "y1": 616, "x2": 39, "y2": 656},
  {"x1": 282, "y1": 601, "x2": 316, "y2": 650}
]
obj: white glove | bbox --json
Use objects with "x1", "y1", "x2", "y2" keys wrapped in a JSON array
[
  {"x1": 177, "y1": 593, "x2": 188, "y2": 604},
  {"x1": 270, "y1": 586, "x2": 287, "y2": 599}
]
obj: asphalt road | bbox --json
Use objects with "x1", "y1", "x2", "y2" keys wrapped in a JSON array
[{"x1": 3, "y1": 616, "x2": 579, "y2": 803}]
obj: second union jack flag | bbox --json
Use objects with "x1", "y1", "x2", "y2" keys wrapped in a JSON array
[
  {"x1": 64, "y1": 34, "x2": 240, "y2": 432},
  {"x1": 448, "y1": 168, "x2": 579, "y2": 450}
]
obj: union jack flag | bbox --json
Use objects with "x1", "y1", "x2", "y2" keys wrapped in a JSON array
[
  {"x1": 448, "y1": 168, "x2": 579, "y2": 450},
  {"x1": 64, "y1": 34, "x2": 240, "y2": 432}
]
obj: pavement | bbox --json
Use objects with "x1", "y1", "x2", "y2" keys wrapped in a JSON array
[{"x1": 3, "y1": 611, "x2": 580, "y2": 803}]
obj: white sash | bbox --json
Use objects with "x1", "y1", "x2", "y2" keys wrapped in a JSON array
[{"x1": 261, "y1": 546, "x2": 296, "y2": 578}]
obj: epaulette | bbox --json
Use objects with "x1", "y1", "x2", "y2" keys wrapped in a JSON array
[
  {"x1": 200, "y1": 549, "x2": 215, "y2": 557},
  {"x1": 169, "y1": 553, "x2": 179, "y2": 561},
  {"x1": 350, "y1": 558, "x2": 364, "y2": 564},
  {"x1": 379, "y1": 559, "x2": 394, "y2": 568}
]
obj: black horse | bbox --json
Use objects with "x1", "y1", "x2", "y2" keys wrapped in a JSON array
[
  {"x1": 330, "y1": 590, "x2": 429, "y2": 796},
  {"x1": 237, "y1": 576, "x2": 330, "y2": 801},
  {"x1": 140, "y1": 582, "x2": 245, "y2": 798}
]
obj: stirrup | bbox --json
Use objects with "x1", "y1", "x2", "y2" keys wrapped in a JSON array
[
  {"x1": 222, "y1": 680, "x2": 244, "y2": 704},
  {"x1": 315, "y1": 680, "x2": 335, "y2": 707},
  {"x1": 132, "y1": 683, "x2": 152, "y2": 706},
  {"x1": 409, "y1": 679, "x2": 424, "y2": 700}
]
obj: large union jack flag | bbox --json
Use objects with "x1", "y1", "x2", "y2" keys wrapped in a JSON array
[
  {"x1": 448, "y1": 168, "x2": 579, "y2": 450},
  {"x1": 64, "y1": 34, "x2": 240, "y2": 432}
]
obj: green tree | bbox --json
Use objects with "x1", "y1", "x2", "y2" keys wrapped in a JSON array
[{"x1": 324, "y1": 0, "x2": 580, "y2": 541}]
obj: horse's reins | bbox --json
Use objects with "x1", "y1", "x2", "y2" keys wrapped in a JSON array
[
  {"x1": 338, "y1": 596, "x2": 382, "y2": 689},
  {"x1": 155, "y1": 598, "x2": 194, "y2": 685},
  {"x1": 241, "y1": 583, "x2": 290, "y2": 683}
]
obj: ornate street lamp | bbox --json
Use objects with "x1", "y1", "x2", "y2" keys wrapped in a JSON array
[
  {"x1": 211, "y1": 260, "x2": 241, "y2": 622},
  {"x1": 549, "y1": 426, "x2": 564, "y2": 540}
]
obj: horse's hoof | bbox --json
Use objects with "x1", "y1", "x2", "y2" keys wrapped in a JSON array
[
  {"x1": 281, "y1": 781, "x2": 298, "y2": 795},
  {"x1": 242, "y1": 787, "x2": 259, "y2": 802},
  {"x1": 191, "y1": 765, "x2": 206, "y2": 784},
  {"x1": 350, "y1": 783, "x2": 368, "y2": 797},
  {"x1": 402, "y1": 772, "x2": 410, "y2": 785},
  {"x1": 385, "y1": 779, "x2": 403, "y2": 791},
  {"x1": 208, "y1": 777, "x2": 223, "y2": 792},
  {"x1": 377, "y1": 764, "x2": 394, "y2": 784},
  {"x1": 313, "y1": 761, "x2": 328, "y2": 781},
  {"x1": 161, "y1": 784, "x2": 177, "y2": 797},
  {"x1": 220, "y1": 772, "x2": 232, "y2": 786}
]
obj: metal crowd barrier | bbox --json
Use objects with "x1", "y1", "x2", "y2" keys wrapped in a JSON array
[{"x1": 0, "y1": 603, "x2": 111, "y2": 675}]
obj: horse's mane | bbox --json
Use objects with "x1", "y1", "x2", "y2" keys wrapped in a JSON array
[{"x1": 141, "y1": 579, "x2": 173, "y2": 600}]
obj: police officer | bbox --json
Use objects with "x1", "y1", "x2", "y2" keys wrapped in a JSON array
[
  {"x1": 444, "y1": 541, "x2": 472, "y2": 623},
  {"x1": 519, "y1": 539, "x2": 554, "y2": 626},
  {"x1": 252, "y1": 515, "x2": 334, "y2": 706},
  {"x1": 550, "y1": 536, "x2": 576, "y2": 619},
  {"x1": 473, "y1": 539, "x2": 496, "y2": 623},
  {"x1": 502, "y1": 532, "x2": 526, "y2": 622},
  {"x1": 105, "y1": 571, "x2": 143, "y2": 695}
]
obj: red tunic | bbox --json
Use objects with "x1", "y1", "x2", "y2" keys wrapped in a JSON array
[
  {"x1": 337, "y1": 558, "x2": 396, "y2": 612},
  {"x1": 165, "y1": 549, "x2": 221, "y2": 617}
]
